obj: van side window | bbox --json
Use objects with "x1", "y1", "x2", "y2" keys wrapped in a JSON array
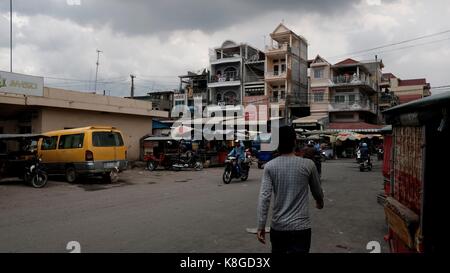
[
  {"x1": 41, "y1": 136, "x2": 58, "y2": 150},
  {"x1": 93, "y1": 132, "x2": 124, "y2": 147},
  {"x1": 58, "y1": 134, "x2": 85, "y2": 149}
]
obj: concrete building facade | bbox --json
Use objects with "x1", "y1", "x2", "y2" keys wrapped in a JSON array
[
  {"x1": 208, "y1": 40, "x2": 265, "y2": 107},
  {"x1": 265, "y1": 23, "x2": 309, "y2": 120},
  {"x1": 0, "y1": 86, "x2": 168, "y2": 161}
]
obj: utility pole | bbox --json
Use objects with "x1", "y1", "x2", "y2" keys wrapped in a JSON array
[
  {"x1": 10, "y1": 0, "x2": 13, "y2": 72},
  {"x1": 130, "y1": 74, "x2": 136, "y2": 98},
  {"x1": 94, "y1": 49, "x2": 102, "y2": 93},
  {"x1": 375, "y1": 55, "x2": 380, "y2": 124}
]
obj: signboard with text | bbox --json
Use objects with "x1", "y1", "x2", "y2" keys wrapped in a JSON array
[{"x1": 0, "y1": 71, "x2": 44, "y2": 96}]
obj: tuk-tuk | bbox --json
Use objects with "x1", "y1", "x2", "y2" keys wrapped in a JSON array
[
  {"x1": 381, "y1": 92, "x2": 450, "y2": 253},
  {"x1": 0, "y1": 134, "x2": 48, "y2": 188},
  {"x1": 142, "y1": 136, "x2": 181, "y2": 171}
]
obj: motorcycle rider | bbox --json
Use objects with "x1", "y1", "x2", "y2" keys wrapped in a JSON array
[
  {"x1": 228, "y1": 140, "x2": 245, "y2": 174},
  {"x1": 303, "y1": 141, "x2": 322, "y2": 176},
  {"x1": 360, "y1": 143, "x2": 371, "y2": 164}
]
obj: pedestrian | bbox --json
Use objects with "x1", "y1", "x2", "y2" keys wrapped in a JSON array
[{"x1": 256, "y1": 126, "x2": 324, "y2": 254}]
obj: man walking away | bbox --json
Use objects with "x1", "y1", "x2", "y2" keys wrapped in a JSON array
[{"x1": 256, "y1": 126, "x2": 324, "y2": 254}]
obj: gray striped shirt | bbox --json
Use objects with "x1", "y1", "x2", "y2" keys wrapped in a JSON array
[{"x1": 257, "y1": 155, "x2": 323, "y2": 231}]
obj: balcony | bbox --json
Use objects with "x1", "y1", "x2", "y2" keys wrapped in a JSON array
[
  {"x1": 265, "y1": 69, "x2": 290, "y2": 82},
  {"x1": 328, "y1": 101, "x2": 376, "y2": 114},
  {"x1": 265, "y1": 43, "x2": 290, "y2": 56},
  {"x1": 332, "y1": 74, "x2": 376, "y2": 91},
  {"x1": 209, "y1": 56, "x2": 242, "y2": 65},
  {"x1": 270, "y1": 97, "x2": 286, "y2": 105},
  {"x1": 208, "y1": 75, "x2": 241, "y2": 88}
]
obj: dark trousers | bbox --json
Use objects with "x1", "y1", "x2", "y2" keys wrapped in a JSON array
[{"x1": 270, "y1": 228, "x2": 311, "y2": 254}]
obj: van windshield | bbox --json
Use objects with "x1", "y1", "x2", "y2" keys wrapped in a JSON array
[{"x1": 92, "y1": 132, "x2": 124, "y2": 147}]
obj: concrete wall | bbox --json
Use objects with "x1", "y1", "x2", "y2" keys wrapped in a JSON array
[{"x1": 39, "y1": 108, "x2": 152, "y2": 161}]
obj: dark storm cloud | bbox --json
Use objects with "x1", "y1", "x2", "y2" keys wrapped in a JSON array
[{"x1": 1, "y1": 0, "x2": 373, "y2": 36}]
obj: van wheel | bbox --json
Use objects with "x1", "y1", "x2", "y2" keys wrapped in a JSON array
[
  {"x1": 103, "y1": 169, "x2": 119, "y2": 184},
  {"x1": 65, "y1": 167, "x2": 77, "y2": 183}
]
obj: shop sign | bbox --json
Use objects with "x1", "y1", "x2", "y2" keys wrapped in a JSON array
[{"x1": 0, "y1": 71, "x2": 44, "y2": 96}]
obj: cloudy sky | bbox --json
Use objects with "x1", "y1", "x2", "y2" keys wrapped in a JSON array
[{"x1": 0, "y1": 0, "x2": 449, "y2": 96}]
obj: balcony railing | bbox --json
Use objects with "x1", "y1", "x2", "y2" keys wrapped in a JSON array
[
  {"x1": 332, "y1": 74, "x2": 376, "y2": 90},
  {"x1": 210, "y1": 75, "x2": 241, "y2": 83},
  {"x1": 329, "y1": 101, "x2": 376, "y2": 113},
  {"x1": 265, "y1": 70, "x2": 290, "y2": 81},
  {"x1": 270, "y1": 97, "x2": 286, "y2": 103},
  {"x1": 245, "y1": 75, "x2": 265, "y2": 83},
  {"x1": 265, "y1": 43, "x2": 289, "y2": 53}
]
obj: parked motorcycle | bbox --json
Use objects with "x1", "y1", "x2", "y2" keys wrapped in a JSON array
[
  {"x1": 359, "y1": 157, "x2": 373, "y2": 172},
  {"x1": 24, "y1": 155, "x2": 48, "y2": 188},
  {"x1": 172, "y1": 151, "x2": 203, "y2": 171},
  {"x1": 223, "y1": 156, "x2": 251, "y2": 184}
]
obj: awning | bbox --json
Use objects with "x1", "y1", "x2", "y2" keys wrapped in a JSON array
[
  {"x1": 336, "y1": 132, "x2": 365, "y2": 141},
  {"x1": 293, "y1": 115, "x2": 328, "y2": 125},
  {"x1": 0, "y1": 134, "x2": 45, "y2": 140},
  {"x1": 328, "y1": 122, "x2": 384, "y2": 133}
]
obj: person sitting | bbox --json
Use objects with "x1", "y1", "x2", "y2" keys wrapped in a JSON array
[
  {"x1": 228, "y1": 140, "x2": 245, "y2": 173},
  {"x1": 360, "y1": 143, "x2": 371, "y2": 163}
]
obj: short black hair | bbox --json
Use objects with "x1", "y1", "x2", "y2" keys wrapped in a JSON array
[{"x1": 277, "y1": 125, "x2": 297, "y2": 154}]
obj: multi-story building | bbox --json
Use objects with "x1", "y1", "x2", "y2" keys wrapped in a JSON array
[
  {"x1": 265, "y1": 23, "x2": 309, "y2": 120},
  {"x1": 293, "y1": 55, "x2": 331, "y2": 130},
  {"x1": 381, "y1": 73, "x2": 431, "y2": 104},
  {"x1": 130, "y1": 90, "x2": 174, "y2": 112},
  {"x1": 296, "y1": 57, "x2": 384, "y2": 132},
  {"x1": 326, "y1": 58, "x2": 383, "y2": 131},
  {"x1": 208, "y1": 40, "x2": 265, "y2": 108},
  {"x1": 179, "y1": 69, "x2": 209, "y2": 109}
]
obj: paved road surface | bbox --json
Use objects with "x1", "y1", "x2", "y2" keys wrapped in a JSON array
[{"x1": 0, "y1": 159, "x2": 388, "y2": 253}]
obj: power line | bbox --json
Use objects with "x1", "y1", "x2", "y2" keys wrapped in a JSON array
[
  {"x1": 330, "y1": 28, "x2": 450, "y2": 59},
  {"x1": 431, "y1": 85, "x2": 450, "y2": 89},
  {"x1": 346, "y1": 36, "x2": 450, "y2": 59}
]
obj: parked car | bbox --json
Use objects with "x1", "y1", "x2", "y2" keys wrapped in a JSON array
[{"x1": 38, "y1": 126, "x2": 127, "y2": 183}]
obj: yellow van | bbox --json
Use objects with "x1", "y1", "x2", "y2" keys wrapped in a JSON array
[{"x1": 38, "y1": 126, "x2": 128, "y2": 183}]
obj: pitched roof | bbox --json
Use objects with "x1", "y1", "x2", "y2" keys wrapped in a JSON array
[
  {"x1": 271, "y1": 23, "x2": 308, "y2": 43},
  {"x1": 334, "y1": 58, "x2": 359, "y2": 66},
  {"x1": 398, "y1": 78, "x2": 428, "y2": 87},
  {"x1": 397, "y1": 94, "x2": 424, "y2": 104},
  {"x1": 382, "y1": 73, "x2": 397, "y2": 79},
  {"x1": 312, "y1": 55, "x2": 330, "y2": 65}
]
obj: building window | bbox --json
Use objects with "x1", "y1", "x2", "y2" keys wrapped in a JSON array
[
  {"x1": 224, "y1": 67, "x2": 238, "y2": 80},
  {"x1": 224, "y1": 91, "x2": 237, "y2": 105},
  {"x1": 348, "y1": 95, "x2": 356, "y2": 104},
  {"x1": 335, "y1": 96, "x2": 345, "y2": 103},
  {"x1": 273, "y1": 64, "x2": 279, "y2": 76},
  {"x1": 314, "y1": 68, "x2": 324, "y2": 79},
  {"x1": 314, "y1": 92, "x2": 325, "y2": 102},
  {"x1": 216, "y1": 93, "x2": 222, "y2": 103}
]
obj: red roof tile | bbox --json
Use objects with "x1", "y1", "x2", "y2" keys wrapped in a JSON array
[
  {"x1": 398, "y1": 79, "x2": 427, "y2": 87},
  {"x1": 329, "y1": 122, "x2": 383, "y2": 130},
  {"x1": 398, "y1": 94, "x2": 424, "y2": 104},
  {"x1": 382, "y1": 73, "x2": 397, "y2": 79},
  {"x1": 335, "y1": 58, "x2": 359, "y2": 66}
]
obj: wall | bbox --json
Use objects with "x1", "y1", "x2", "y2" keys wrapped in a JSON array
[{"x1": 39, "y1": 108, "x2": 153, "y2": 161}]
